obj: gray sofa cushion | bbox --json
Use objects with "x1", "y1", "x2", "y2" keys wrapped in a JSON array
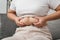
[
  {"x1": 56, "y1": 39, "x2": 60, "y2": 40},
  {"x1": 1, "y1": 15, "x2": 17, "y2": 39},
  {"x1": 48, "y1": 19, "x2": 60, "y2": 40}
]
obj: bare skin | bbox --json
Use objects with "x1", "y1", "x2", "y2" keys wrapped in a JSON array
[
  {"x1": 20, "y1": 17, "x2": 39, "y2": 26},
  {"x1": 7, "y1": 5, "x2": 60, "y2": 27}
]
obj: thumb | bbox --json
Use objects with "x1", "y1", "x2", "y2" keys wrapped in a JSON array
[{"x1": 33, "y1": 21, "x2": 40, "y2": 25}]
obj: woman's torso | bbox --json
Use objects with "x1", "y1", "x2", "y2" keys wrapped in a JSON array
[{"x1": 13, "y1": 0, "x2": 52, "y2": 39}]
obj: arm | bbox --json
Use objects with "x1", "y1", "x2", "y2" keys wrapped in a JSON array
[
  {"x1": 7, "y1": 9, "x2": 25, "y2": 26},
  {"x1": 7, "y1": 9, "x2": 18, "y2": 21},
  {"x1": 44, "y1": 5, "x2": 60, "y2": 21},
  {"x1": 33, "y1": 5, "x2": 60, "y2": 27}
]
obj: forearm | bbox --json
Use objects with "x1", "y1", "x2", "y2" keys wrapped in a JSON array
[
  {"x1": 44, "y1": 11, "x2": 60, "y2": 21},
  {"x1": 7, "y1": 12, "x2": 18, "y2": 21}
]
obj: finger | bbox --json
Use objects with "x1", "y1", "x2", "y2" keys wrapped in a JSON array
[
  {"x1": 19, "y1": 17, "x2": 23, "y2": 21},
  {"x1": 38, "y1": 23, "x2": 47, "y2": 27},
  {"x1": 20, "y1": 22, "x2": 25, "y2": 25},
  {"x1": 17, "y1": 22, "x2": 25, "y2": 26},
  {"x1": 33, "y1": 22, "x2": 40, "y2": 25},
  {"x1": 15, "y1": 19, "x2": 20, "y2": 23},
  {"x1": 33, "y1": 23, "x2": 47, "y2": 28},
  {"x1": 16, "y1": 22, "x2": 21, "y2": 26},
  {"x1": 18, "y1": 23, "x2": 25, "y2": 27}
]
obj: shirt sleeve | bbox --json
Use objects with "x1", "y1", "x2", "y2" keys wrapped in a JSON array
[
  {"x1": 49, "y1": 0, "x2": 60, "y2": 9},
  {"x1": 10, "y1": 0, "x2": 16, "y2": 11}
]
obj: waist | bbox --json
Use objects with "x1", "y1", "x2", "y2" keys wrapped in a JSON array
[
  {"x1": 17, "y1": 25, "x2": 48, "y2": 31},
  {"x1": 17, "y1": 12, "x2": 47, "y2": 17},
  {"x1": 19, "y1": 15, "x2": 46, "y2": 18}
]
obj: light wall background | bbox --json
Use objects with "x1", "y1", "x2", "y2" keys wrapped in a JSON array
[{"x1": 0, "y1": 0, "x2": 7, "y2": 13}]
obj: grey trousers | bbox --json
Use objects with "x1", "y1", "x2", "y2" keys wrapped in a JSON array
[{"x1": 2, "y1": 25, "x2": 52, "y2": 40}]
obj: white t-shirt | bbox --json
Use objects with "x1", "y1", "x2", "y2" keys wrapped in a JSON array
[{"x1": 10, "y1": 0, "x2": 60, "y2": 17}]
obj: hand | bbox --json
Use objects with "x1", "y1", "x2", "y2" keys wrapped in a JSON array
[
  {"x1": 14, "y1": 17, "x2": 25, "y2": 27},
  {"x1": 33, "y1": 16, "x2": 47, "y2": 28}
]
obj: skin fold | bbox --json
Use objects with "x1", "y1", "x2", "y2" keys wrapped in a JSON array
[{"x1": 20, "y1": 17, "x2": 39, "y2": 26}]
